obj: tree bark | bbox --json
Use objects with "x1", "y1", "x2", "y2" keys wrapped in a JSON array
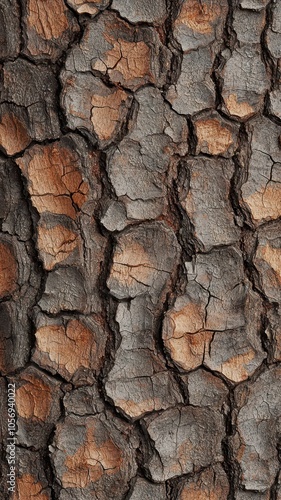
[{"x1": 1, "y1": 0, "x2": 281, "y2": 498}]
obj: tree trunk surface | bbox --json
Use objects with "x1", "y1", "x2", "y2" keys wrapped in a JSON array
[{"x1": 1, "y1": 0, "x2": 281, "y2": 498}]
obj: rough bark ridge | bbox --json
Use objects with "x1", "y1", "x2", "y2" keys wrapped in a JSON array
[{"x1": 0, "y1": 0, "x2": 281, "y2": 499}]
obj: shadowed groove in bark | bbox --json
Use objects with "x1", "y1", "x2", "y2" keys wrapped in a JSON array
[
  {"x1": 221, "y1": 388, "x2": 239, "y2": 500},
  {"x1": 164, "y1": 0, "x2": 183, "y2": 90}
]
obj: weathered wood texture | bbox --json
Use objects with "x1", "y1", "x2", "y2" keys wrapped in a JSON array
[{"x1": 0, "y1": 0, "x2": 281, "y2": 499}]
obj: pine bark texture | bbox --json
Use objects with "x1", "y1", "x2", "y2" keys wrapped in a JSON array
[{"x1": 0, "y1": 0, "x2": 281, "y2": 499}]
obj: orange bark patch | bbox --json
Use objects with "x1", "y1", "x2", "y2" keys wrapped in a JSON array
[
  {"x1": 244, "y1": 184, "x2": 281, "y2": 223},
  {"x1": 175, "y1": 0, "x2": 221, "y2": 35},
  {"x1": 72, "y1": 180, "x2": 89, "y2": 206},
  {"x1": 196, "y1": 118, "x2": 234, "y2": 155},
  {"x1": 181, "y1": 486, "x2": 218, "y2": 500},
  {"x1": 225, "y1": 94, "x2": 254, "y2": 120},
  {"x1": 17, "y1": 143, "x2": 88, "y2": 219},
  {"x1": 99, "y1": 36, "x2": 152, "y2": 88},
  {"x1": 91, "y1": 88, "x2": 129, "y2": 142},
  {"x1": 0, "y1": 113, "x2": 31, "y2": 155},
  {"x1": 16, "y1": 374, "x2": 52, "y2": 422},
  {"x1": 165, "y1": 330, "x2": 213, "y2": 371},
  {"x1": 13, "y1": 474, "x2": 49, "y2": 500},
  {"x1": 0, "y1": 242, "x2": 17, "y2": 298},
  {"x1": 34, "y1": 320, "x2": 98, "y2": 379},
  {"x1": 114, "y1": 398, "x2": 155, "y2": 419},
  {"x1": 257, "y1": 244, "x2": 281, "y2": 284},
  {"x1": 220, "y1": 350, "x2": 256, "y2": 383},
  {"x1": 180, "y1": 481, "x2": 225, "y2": 500},
  {"x1": 166, "y1": 301, "x2": 206, "y2": 336},
  {"x1": 110, "y1": 241, "x2": 154, "y2": 289},
  {"x1": 62, "y1": 424, "x2": 122, "y2": 488},
  {"x1": 27, "y1": 0, "x2": 69, "y2": 40},
  {"x1": 37, "y1": 223, "x2": 78, "y2": 270},
  {"x1": 179, "y1": 464, "x2": 229, "y2": 499},
  {"x1": 68, "y1": 0, "x2": 99, "y2": 14}
]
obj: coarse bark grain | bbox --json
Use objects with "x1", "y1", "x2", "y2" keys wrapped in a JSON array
[{"x1": 0, "y1": 0, "x2": 281, "y2": 499}]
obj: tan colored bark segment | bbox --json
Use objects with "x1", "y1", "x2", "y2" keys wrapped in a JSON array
[
  {"x1": 91, "y1": 88, "x2": 129, "y2": 142},
  {"x1": 88, "y1": 13, "x2": 165, "y2": 90},
  {"x1": 34, "y1": 320, "x2": 101, "y2": 379},
  {"x1": 15, "y1": 374, "x2": 52, "y2": 422},
  {"x1": 165, "y1": 330, "x2": 213, "y2": 371},
  {"x1": 67, "y1": 0, "x2": 105, "y2": 14},
  {"x1": 0, "y1": 113, "x2": 31, "y2": 155},
  {"x1": 163, "y1": 290, "x2": 212, "y2": 370},
  {"x1": 62, "y1": 424, "x2": 122, "y2": 488},
  {"x1": 181, "y1": 489, "x2": 223, "y2": 500},
  {"x1": 68, "y1": 0, "x2": 97, "y2": 14},
  {"x1": 17, "y1": 143, "x2": 89, "y2": 219},
  {"x1": 180, "y1": 466, "x2": 229, "y2": 500},
  {"x1": 195, "y1": 118, "x2": 234, "y2": 155},
  {"x1": 114, "y1": 398, "x2": 156, "y2": 419},
  {"x1": 110, "y1": 241, "x2": 154, "y2": 289},
  {"x1": 93, "y1": 34, "x2": 153, "y2": 87},
  {"x1": 175, "y1": 0, "x2": 221, "y2": 35},
  {"x1": 0, "y1": 242, "x2": 17, "y2": 298},
  {"x1": 109, "y1": 41, "x2": 151, "y2": 81},
  {"x1": 256, "y1": 243, "x2": 281, "y2": 284},
  {"x1": 26, "y1": 0, "x2": 69, "y2": 40},
  {"x1": 274, "y1": 327, "x2": 281, "y2": 361},
  {"x1": 166, "y1": 302, "x2": 205, "y2": 336},
  {"x1": 219, "y1": 351, "x2": 256, "y2": 383},
  {"x1": 224, "y1": 93, "x2": 254, "y2": 119},
  {"x1": 244, "y1": 184, "x2": 281, "y2": 222},
  {"x1": 37, "y1": 223, "x2": 79, "y2": 270},
  {"x1": 12, "y1": 474, "x2": 49, "y2": 500}
]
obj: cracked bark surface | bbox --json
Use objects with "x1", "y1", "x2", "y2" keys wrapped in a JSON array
[{"x1": 0, "y1": 1, "x2": 281, "y2": 499}]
